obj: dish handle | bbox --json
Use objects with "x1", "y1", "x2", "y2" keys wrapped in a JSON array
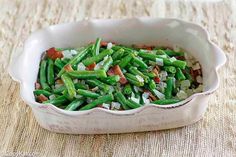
[{"x1": 8, "y1": 51, "x2": 23, "y2": 83}]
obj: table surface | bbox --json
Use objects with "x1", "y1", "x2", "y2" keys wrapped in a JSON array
[{"x1": 0, "y1": 0, "x2": 235, "y2": 156}]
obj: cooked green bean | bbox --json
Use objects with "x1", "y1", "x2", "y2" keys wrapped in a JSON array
[
  {"x1": 100, "y1": 75, "x2": 120, "y2": 85},
  {"x1": 128, "y1": 67, "x2": 149, "y2": 82},
  {"x1": 125, "y1": 73, "x2": 144, "y2": 87},
  {"x1": 148, "y1": 80, "x2": 156, "y2": 90},
  {"x1": 86, "y1": 79, "x2": 110, "y2": 92},
  {"x1": 67, "y1": 70, "x2": 107, "y2": 79},
  {"x1": 164, "y1": 77, "x2": 174, "y2": 99},
  {"x1": 65, "y1": 99, "x2": 84, "y2": 111},
  {"x1": 77, "y1": 89, "x2": 100, "y2": 98},
  {"x1": 152, "y1": 99, "x2": 181, "y2": 105},
  {"x1": 82, "y1": 49, "x2": 113, "y2": 66},
  {"x1": 34, "y1": 90, "x2": 51, "y2": 97},
  {"x1": 114, "y1": 92, "x2": 130, "y2": 110},
  {"x1": 126, "y1": 99, "x2": 141, "y2": 109},
  {"x1": 112, "y1": 48, "x2": 124, "y2": 61},
  {"x1": 92, "y1": 37, "x2": 101, "y2": 56},
  {"x1": 176, "y1": 68, "x2": 186, "y2": 80},
  {"x1": 54, "y1": 58, "x2": 65, "y2": 69},
  {"x1": 47, "y1": 59, "x2": 55, "y2": 85},
  {"x1": 43, "y1": 95, "x2": 68, "y2": 106},
  {"x1": 61, "y1": 74, "x2": 76, "y2": 100},
  {"x1": 101, "y1": 56, "x2": 113, "y2": 72},
  {"x1": 131, "y1": 57, "x2": 148, "y2": 69},
  {"x1": 123, "y1": 84, "x2": 132, "y2": 95},
  {"x1": 163, "y1": 66, "x2": 176, "y2": 74},
  {"x1": 39, "y1": 60, "x2": 50, "y2": 91},
  {"x1": 80, "y1": 94, "x2": 114, "y2": 110},
  {"x1": 118, "y1": 54, "x2": 134, "y2": 68}
]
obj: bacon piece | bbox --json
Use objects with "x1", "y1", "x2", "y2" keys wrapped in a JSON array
[
  {"x1": 35, "y1": 82, "x2": 41, "y2": 89},
  {"x1": 37, "y1": 94, "x2": 48, "y2": 103},
  {"x1": 143, "y1": 89, "x2": 157, "y2": 101},
  {"x1": 86, "y1": 62, "x2": 96, "y2": 71},
  {"x1": 112, "y1": 65, "x2": 128, "y2": 84},
  {"x1": 46, "y1": 47, "x2": 63, "y2": 60},
  {"x1": 64, "y1": 64, "x2": 73, "y2": 72},
  {"x1": 154, "y1": 77, "x2": 161, "y2": 83}
]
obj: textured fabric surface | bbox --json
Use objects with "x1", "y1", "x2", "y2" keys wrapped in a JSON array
[{"x1": 0, "y1": 0, "x2": 235, "y2": 156}]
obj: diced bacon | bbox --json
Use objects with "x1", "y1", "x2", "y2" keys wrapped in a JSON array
[
  {"x1": 37, "y1": 94, "x2": 48, "y2": 103},
  {"x1": 56, "y1": 79, "x2": 64, "y2": 84},
  {"x1": 86, "y1": 62, "x2": 96, "y2": 71},
  {"x1": 107, "y1": 68, "x2": 115, "y2": 76},
  {"x1": 143, "y1": 89, "x2": 157, "y2": 101},
  {"x1": 175, "y1": 56, "x2": 185, "y2": 60},
  {"x1": 100, "y1": 41, "x2": 108, "y2": 47},
  {"x1": 154, "y1": 77, "x2": 161, "y2": 83},
  {"x1": 112, "y1": 65, "x2": 127, "y2": 84},
  {"x1": 35, "y1": 82, "x2": 41, "y2": 89},
  {"x1": 134, "y1": 45, "x2": 154, "y2": 50},
  {"x1": 64, "y1": 64, "x2": 73, "y2": 72},
  {"x1": 46, "y1": 47, "x2": 63, "y2": 60}
]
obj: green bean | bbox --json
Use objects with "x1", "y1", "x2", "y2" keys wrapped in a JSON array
[
  {"x1": 80, "y1": 94, "x2": 114, "y2": 110},
  {"x1": 142, "y1": 72, "x2": 156, "y2": 78},
  {"x1": 176, "y1": 68, "x2": 186, "y2": 80},
  {"x1": 126, "y1": 99, "x2": 141, "y2": 109},
  {"x1": 92, "y1": 38, "x2": 101, "y2": 56},
  {"x1": 82, "y1": 49, "x2": 113, "y2": 66},
  {"x1": 53, "y1": 82, "x2": 87, "y2": 94},
  {"x1": 34, "y1": 90, "x2": 51, "y2": 97},
  {"x1": 112, "y1": 48, "x2": 124, "y2": 61},
  {"x1": 100, "y1": 75, "x2": 120, "y2": 85},
  {"x1": 118, "y1": 54, "x2": 134, "y2": 68},
  {"x1": 53, "y1": 85, "x2": 65, "y2": 94},
  {"x1": 58, "y1": 46, "x2": 90, "y2": 76},
  {"x1": 114, "y1": 92, "x2": 130, "y2": 110},
  {"x1": 148, "y1": 80, "x2": 156, "y2": 90},
  {"x1": 65, "y1": 99, "x2": 84, "y2": 111},
  {"x1": 123, "y1": 84, "x2": 132, "y2": 95},
  {"x1": 164, "y1": 77, "x2": 174, "y2": 99},
  {"x1": 77, "y1": 89, "x2": 100, "y2": 98},
  {"x1": 101, "y1": 56, "x2": 113, "y2": 72},
  {"x1": 184, "y1": 67, "x2": 193, "y2": 83},
  {"x1": 128, "y1": 67, "x2": 149, "y2": 82},
  {"x1": 86, "y1": 79, "x2": 110, "y2": 92},
  {"x1": 43, "y1": 95, "x2": 68, "y2": 106},
  {"x1": 112, "y1": 60, "x2": 121, "y2": 66},
  {"x1": 163, "y1": 66, "x2": 176, "y2": 74},
  {"x1": 125, "y1": 73, "x2": 144, "y2": 87},
  {"x1": 131, "y1": 57, "x2": 148, "y2": 69},
  {"x1": 47, "y1": 59, "x2": 55, "y2": 85},
  {"x1": 164, "y1": 50, "x2": 184, "y2": 57},
  {"x1": 152, "y1": 99, "x2": 181, "y2": 105},
  {"x1": 39, "y1": 60, "x2": 50, "y2": 91},
  {"x1": 61, "y1": 74, "x2": 76, "y2": 99},
  {"x1": 61, "y1": 58, "x2": 70, "y2": 64},
  {"x1": 112, "y1": 45, "x2": 133, "y2": 53},
  {"x1": 54, "y1": 58, "x2": 65, "y2": 69},
  {"x1": 155, "y1": 49, "x2": 167, "y2": 55},
  {"x1": 138, "y1": 52, "x2": 186, "y2": 69},
  {"x1": 67, "y1": 70, "x2": 107, "y2": 79},
  {"x1": 163, "y1": 59, "x2": 186, "y2": 69}
]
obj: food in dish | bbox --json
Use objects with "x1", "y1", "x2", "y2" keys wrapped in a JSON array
[{"x1": 34, "y1": 38, "x2": 203, "y2": 111}]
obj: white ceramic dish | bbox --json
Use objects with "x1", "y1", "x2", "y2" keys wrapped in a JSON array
[{"x1": 9, "y1": 18, "x2": 226, "y2": 134}]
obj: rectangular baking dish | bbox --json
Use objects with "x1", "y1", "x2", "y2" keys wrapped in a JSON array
[{"x1": 9, "y1": 18, "x2": 226, "y2": 134}]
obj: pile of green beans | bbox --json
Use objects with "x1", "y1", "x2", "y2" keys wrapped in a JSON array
[{"x1": 34, "y1": 38, "x2": 203, "y2": 111}]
